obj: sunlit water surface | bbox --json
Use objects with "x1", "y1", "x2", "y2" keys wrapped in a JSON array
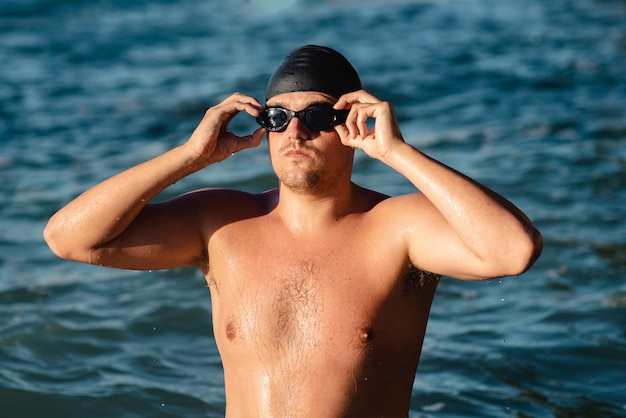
[{"x1": 1, "y1": 0, "x2": 625, "y2": 416}]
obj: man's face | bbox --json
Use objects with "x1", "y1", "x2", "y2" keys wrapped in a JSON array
[{"x1": 265, "y1": 91, "x2": 354, "y2": 193}]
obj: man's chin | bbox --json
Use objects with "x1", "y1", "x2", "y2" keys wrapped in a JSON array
[{"x1": 279, "y1": 170, "x2": 322, "y2": 193}]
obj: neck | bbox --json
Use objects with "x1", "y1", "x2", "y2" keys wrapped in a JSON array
[{"x1": 274, "y1": 181, "x2": 356, "y2": 234}]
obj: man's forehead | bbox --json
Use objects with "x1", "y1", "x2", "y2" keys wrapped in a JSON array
[{"x1": 265, "y1": 91, "x2": 337, "y2": 109}]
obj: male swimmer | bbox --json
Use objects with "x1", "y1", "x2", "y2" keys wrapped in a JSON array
[{"x1": 45, "y1": 45, "x2": 542, "y2": 417}]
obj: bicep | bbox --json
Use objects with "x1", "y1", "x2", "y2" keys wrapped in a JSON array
[
  {"x1": 393, "y1": 195, "x2": 491, "y2": 281},
  {"x1": 89, "y1": 195, "x2": 208, "y2": 271}
]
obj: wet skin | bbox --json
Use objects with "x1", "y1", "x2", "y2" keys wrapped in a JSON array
[{"x1": 207, "y1": 188, "x2": 440, "y2": 418}]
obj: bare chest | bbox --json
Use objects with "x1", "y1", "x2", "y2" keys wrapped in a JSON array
[
  {"x1": 210, "y1": 237, "x2": 372, "y2": 346},
  {"x1": 206, "y1": 218, "x2": 438, "y2": 363}
]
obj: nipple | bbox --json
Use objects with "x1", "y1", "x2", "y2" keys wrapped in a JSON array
[
  {"x1": 226, "y1": 321, "x2": 237, "y2": 341},
  {"x1": 357, "y1": 325, "x2": 374, "y2": 344}
]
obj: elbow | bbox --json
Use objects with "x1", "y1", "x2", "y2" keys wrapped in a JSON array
[
  {"x1": 521, "y1": 226, "x2": 543, "y2": 273},
  {"x1": 505, "y1": 226, "x2": 544, "y2": 277},
  {"x1": 43, "y1": 216, "x2": 89, "y2": 262},
  {"x1": 530, "y1": 227, "x2": 544, "y2": 262},
  {"x1": 476, "y1": 227, "x2": 543, "y2": 280},
  {"x1": 43, "y1": 218, "x2": 68, "y2": 259},
  {"x1": 450, "y1": 227, "x2": 544, "y2": 281}
]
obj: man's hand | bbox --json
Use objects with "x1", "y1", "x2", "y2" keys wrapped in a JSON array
[
  {"x1": 185, "y1": 93, "x2": 266, "y2": 164},
  {"x1": 333, "y1": 90, "x2": 406, "y2": 162}
]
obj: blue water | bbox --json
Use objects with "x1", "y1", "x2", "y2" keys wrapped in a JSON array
[{"x1": 1, "y1": 0, "x2": 625, "y2": 416}]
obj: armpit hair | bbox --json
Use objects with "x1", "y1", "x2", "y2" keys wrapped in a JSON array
[{"x1": 404, "y1": 263, "x2": 441, "y2": 293}]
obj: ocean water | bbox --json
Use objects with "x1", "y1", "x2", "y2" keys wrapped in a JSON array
[{"x1": 1, "y1": 0, "x2": 625, "y2": 416}]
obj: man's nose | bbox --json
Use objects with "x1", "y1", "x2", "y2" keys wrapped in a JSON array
[{"x1": 285, "y1": 116, "x2": 312, "y2": 140}]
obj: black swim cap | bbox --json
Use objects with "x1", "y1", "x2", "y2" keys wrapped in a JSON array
[{"x1": 265, "y1": 45, "x2": 362, "y2": 100}]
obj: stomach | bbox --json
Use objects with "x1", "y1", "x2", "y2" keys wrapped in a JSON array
[
  {"x1": 221, "y1": 346, "x2": 417, "y2": 418},
  {"x1": 217, "y1": 313, "x2": 425, "y2": 418}
]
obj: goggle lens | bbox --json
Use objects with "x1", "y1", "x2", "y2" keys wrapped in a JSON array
[{"x1": 257, "y1": 104, "x2": 349, "y2": 132}]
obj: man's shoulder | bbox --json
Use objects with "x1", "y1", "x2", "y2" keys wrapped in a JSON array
[
  {"x1": 182, "y1": 187, "x2": 274, "y2": 204},
  {"x1": 167, "y1": 187, "x2": 276, "y2": 224},
  {"x1": 359, "y1": 191, "x2": 435, "y2": 239},
  {"x1": 365, "y1": 190, "x2": 427, "y2": 214}
]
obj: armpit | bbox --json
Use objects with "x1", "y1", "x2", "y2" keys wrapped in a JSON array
[{"x1": 404, "y1": 263, "x2": 441, "y2": 293}]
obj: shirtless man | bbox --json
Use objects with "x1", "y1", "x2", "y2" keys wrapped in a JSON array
[{"x1": 44, "y1": 45, "x2": 542, "y2": 417}]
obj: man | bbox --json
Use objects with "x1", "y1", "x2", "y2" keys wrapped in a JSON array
[{"x1": 44, "y1": 45, "x2": 542, "y2": 417}]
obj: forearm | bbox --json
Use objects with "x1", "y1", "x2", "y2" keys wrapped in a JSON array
[
  {"x1": 383, "y1": 142, "x2": 542, "y2": 274},
  {"x1": 44, "y1": 144, "x2": 206, "y2": 261}
]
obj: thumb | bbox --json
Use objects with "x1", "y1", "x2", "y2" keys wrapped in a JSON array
[
  {"x1": 236, "y1": 128, "x2": 265, "y2": 152},
  {"x1": 335, "y1": 125, "x2": 361, "y2": 149}
]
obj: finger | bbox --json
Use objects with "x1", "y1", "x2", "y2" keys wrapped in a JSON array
[
  {"x1": 343, "y1": 103, "x2": 373, "y2": 139},
  {"x1": 224, "y1": 92, "x2": 263, "y2": 109},
  {"x1": 334, "y1": 125, "x2": 350, "y2": 144},
  {"x1": 334, "y1": 90, "x2": 381, "y2": 109},
  {"x1": 230, "y1": 93, "x2": 264, "y2": 116},
  {"x1": 214, "y1": 93, "x2": 264, "y2": 125},
  {"x1": 344, "y1": 109, "x2": 359, "y2": 138},
  {"x1": 335, "y1": 127, "x2": 358, "y2": 149},
  {"x1": 356, "y1": 106, "x2": 370, "y2": 138},
  {"x1": 343, "y1": 103, "x2": 360, "y2": 138}
]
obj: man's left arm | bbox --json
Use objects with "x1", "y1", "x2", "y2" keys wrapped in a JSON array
[{"x1": 334, "y1": 90, "x2": 543, "y2": 280}]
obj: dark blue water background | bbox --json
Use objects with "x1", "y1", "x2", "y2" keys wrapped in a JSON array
[{"x1": 1, "y1": 0, "x2": 625, "y2": 416}]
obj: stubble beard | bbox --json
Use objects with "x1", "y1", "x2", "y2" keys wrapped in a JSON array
[
  {"x1": 279, "y1": 169, "x2": 323, "y2": 194},
  {"x1": 273, "y1": 141, "x2": 353, "y2": 194},
  {"x1": 274, "y1": 143, "x2": 326, "y2": 193}
]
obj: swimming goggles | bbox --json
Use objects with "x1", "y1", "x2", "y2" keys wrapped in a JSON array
[{"x1": 256, "y1": 104, "x2": 349, "y2": 132}]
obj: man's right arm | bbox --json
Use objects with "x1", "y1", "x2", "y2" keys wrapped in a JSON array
[{"x1": 44, "y1": 93, "x2": 265, "y2": 271}]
